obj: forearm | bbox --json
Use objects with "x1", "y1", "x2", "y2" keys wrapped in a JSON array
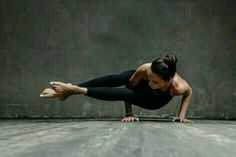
[
  {"x1": 178, "y1": 93, "x2": 192, "y2": 117},
  {"x1": 123, "y1": 69, "x2": 144, "y2": 117},
  {"x1": 124, "y1": 82, "x2": 136, "y2": 117},
  {"x1": 124, "y1": 101, "x2": 133, "y2": 117}
]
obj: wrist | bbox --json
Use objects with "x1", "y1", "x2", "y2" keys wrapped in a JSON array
[
  {"x1": 125, "y1": 112, "x2": 133, "y2": 117},
  {"x1": 179, "y1": 112, "x2": 186, "y2": 117}
]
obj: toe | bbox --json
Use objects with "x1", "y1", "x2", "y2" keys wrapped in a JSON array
[
  {"x1": 40, "y1": 93, "x2": 49, "y2": 98},
  {"x1": 50, "y1": 84, "x2": 56, "y2": 89},
  {"x1": 40, "y1": 88, "x2": 56, "y2": 98},
  {"x1": 50, "y1": 84, "x2": 61, "y2": 91},
  {"x1": 50, "y1": 81, "x2": 64, "y2": 86}
]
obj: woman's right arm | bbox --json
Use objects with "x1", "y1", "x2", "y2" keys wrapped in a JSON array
[
  {"x1": 122, "y1": 64, "x2": 147, "y2": 122},
  {"x1": 128, "y1": 64, "x2": 147, "y2": 87}
]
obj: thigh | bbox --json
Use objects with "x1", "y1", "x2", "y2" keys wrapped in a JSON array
[
  {"x1": 128, "y1": 88, "x2": 169, "y2": 110},
  {"x1": 78, "y1": 69, "x2": 136, "y2": 87},
  {"x1": 135, "y1": 79, "x2": 151, "y2": 90}
]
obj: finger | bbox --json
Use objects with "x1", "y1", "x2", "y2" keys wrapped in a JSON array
[
  {"x1": 185, "y1": 119, "x2": 190, "y2": 123},
  {"x1": 172, "y1": 117, "x2": 178, "y2": 122},
  {"x1": 187, "y1": 120, "x2": 193, "y2": 123},
  {"x1": 183, "y1": 119, "x2": 190, "y2": 123}
]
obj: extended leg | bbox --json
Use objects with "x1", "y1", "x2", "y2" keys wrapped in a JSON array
[
  {"x1": 79, "y1": 86, "x2": 157, "y2": 110},
  {"x1": 42, "y1": 81, "x2": 165, "y2": 110},
  {"x1": 41, "y1": 69, "x2": 136, "y2": 101},
  {"x1": 77, "y1": 69, "x2": 135, "y2": 87}
]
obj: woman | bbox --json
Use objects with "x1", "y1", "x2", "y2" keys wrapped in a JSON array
[{"x1": 40, "y1": 54, "x2": 193, "y2": 123}]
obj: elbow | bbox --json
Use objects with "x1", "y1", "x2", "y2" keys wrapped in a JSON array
[
  {"x1": 183, "y1": 87, "x2": 192, "y2": 97},
  {"x1": 189, "y1": 87, "x2": 192, "y2": 95}
]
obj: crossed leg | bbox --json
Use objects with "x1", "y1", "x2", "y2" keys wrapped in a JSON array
[{"x1": 40, "y1": 70, "x2": 136, "y2": 101}]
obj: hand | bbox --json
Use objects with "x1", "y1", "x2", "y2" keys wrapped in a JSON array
[
  {"x1": 121, "y1": 116, "x2": 139, "y2": 122},
  {"x1": 172, "y1": 116, "x2": 193, "y2": 123}
]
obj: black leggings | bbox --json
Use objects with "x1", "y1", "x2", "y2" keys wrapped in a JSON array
[{"x1": 77, "y1": 70, "x2": 169, "y2": 110}]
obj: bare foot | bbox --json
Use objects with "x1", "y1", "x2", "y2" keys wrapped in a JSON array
[
  {"x1": 49, "y1": 82, "x2": 78, "y2": 94},
  {"x1": 40, "y1": 88, "x2": 69, "y2": 101},
  {"x1": 40, "y1": 82, "x2": 79, "y2": 101}
]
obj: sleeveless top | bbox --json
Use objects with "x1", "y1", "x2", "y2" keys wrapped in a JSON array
[{"x1": 151, "y1": 79, "x2": 174, "y2": 105}]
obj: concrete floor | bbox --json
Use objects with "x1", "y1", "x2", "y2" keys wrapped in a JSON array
[{"x1": 0, "y1": 119, "x2": 236, "y2": 157}]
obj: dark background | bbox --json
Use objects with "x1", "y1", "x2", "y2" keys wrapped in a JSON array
[{"x1": 0, "y1": 0, "x2": 235, "y2": 119}]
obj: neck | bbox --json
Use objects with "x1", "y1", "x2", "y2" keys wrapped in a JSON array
[{"x1": 160, "y1": 79, "x2": 172, "y2": 92}]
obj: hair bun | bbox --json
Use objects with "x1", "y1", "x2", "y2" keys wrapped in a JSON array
[
  {"x1": 151, "y1": 54, "x2": 178, "y2": 80},
  {"x1": 163, "y1": 54, "x2": 177, "y2": 66}
]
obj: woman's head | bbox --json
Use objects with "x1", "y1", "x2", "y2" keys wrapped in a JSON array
[{"x1": 147, "y1": 54, "x2": 177, "y2": 89}]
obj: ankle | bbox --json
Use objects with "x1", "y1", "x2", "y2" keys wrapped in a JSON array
[
  {"x1": 71, "y1": 85, "x2": 81, "y2": 94},
  {"x1": 71, "y1": 85, "x2": 88, "y2": 95}
]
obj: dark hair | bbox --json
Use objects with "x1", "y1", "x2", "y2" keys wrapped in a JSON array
[{"x1": 151, "y1": 54, "x2": 178, "y2": 81}]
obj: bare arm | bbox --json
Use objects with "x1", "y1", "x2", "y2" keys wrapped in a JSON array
[
  {"x1": 124, "y1": 101, "x2": 133, "y2": 117},
  {"x1": 173, "y1": 82, "x2": 193, "y2": 123},
  {"x1": 178, "y1": 87, "x2": 192, "y2": 118},
  {"x1": 123, "y1": 65, "x2": 146, "y2": 120}
]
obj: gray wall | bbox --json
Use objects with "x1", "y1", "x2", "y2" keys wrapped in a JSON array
[{"x1": 0, "y1": 0, "x2": 235, "y2": 119}]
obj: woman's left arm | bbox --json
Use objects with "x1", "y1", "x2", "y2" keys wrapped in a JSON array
[
  {"x1": 179, "y1": 87, "x2": 192, "y2": 118},
  {"x1": 173, "y1": 84, "x2": 193, "y2": 123}
]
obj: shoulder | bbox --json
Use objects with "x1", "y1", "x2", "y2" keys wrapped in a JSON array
[
  {"x1": 170, "y1": 73, "x2": 192, "y2": 96},
  {"x1": 135, "y1": 63, "x2": 150, "y2": 76},
  {"x1": 137, "y1": 63, "x2": 151, "y2": 71}
]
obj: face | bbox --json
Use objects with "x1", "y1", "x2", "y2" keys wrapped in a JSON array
[{"x1": 147, "y1": 68, "x2": 170, "y2": 90}]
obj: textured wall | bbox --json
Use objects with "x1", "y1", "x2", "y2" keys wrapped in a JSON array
[{"x1": 0, "y1": 0, "x2": 235, "y2": 119}]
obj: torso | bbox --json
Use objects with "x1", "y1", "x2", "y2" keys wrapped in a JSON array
[{"x1": 140, "y1": 63, "x2": 187, "y2": 97}]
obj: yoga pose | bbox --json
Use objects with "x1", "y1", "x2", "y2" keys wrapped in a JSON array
[{"x1": 40, "y1": 54, "x2": 193, "y2": 123}]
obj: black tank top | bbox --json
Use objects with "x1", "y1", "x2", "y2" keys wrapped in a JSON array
[{"x1": 152, "y1": 80, "x2": 173, "y2": 104}]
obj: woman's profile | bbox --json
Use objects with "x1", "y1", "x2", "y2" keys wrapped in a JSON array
[{"x1": 40, "y1": 54, "x2": 193, "y2": 123}]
